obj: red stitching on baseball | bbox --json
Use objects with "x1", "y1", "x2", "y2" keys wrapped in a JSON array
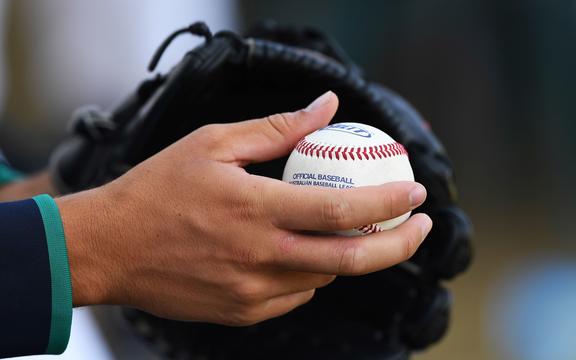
[
  {"x1": 294, "y1": 139, "x2": 407, "y2": 160},
  {"x1": 356, "y1": 223, "x2": 384, "y2": 234}
]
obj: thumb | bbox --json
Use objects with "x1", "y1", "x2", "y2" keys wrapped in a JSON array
[{"x1": 221, "y1": 91, "x2": 338, "y2": 165}]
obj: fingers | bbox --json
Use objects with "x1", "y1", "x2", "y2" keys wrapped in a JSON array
[
  {"x1": 270, "y1": 272, "x2": 336, "y2": 296},
  {"x1": 229, "y1": 290, "x2": 316, "y2": 326},
  {"x1": 261, "y1": 290, "x2": 316, "y2": 321},
  {"x1": 196, "y1": 91, "x2": 338, "y2": 165},
  {"x1": 273, "y1": 213, "x2": 433, "y2": 275},
  {"x1": 264, "y1": 180, "x2": 427, "y2": 231},
  {"x1": 225, "y1": 272, "x2": 332, "y2": 326},
  {"x1": 248, "y1": 272, "x2": 336, "y2": 300}
]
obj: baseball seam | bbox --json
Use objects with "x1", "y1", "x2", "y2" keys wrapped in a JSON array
[
  {"x1": 357, "y1": 223, "x2": 384, "y2": 234},
  {"x1": 294, "y1": 139, "x2": 408, "y2": 160}
]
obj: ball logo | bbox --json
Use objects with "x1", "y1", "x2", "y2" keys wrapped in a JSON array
[{"x1": 321, "y1": 123, "x2": 372, "y2": 138}]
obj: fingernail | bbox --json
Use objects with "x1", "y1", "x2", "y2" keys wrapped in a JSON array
[
  {"x1": 420, "y1": 215, "x2": 433, "y2": 239},
  {"x1": 409, "y1": 184, "x2": 426, "y2": 208},
  {"x1": 306, "y1": 91, "x2": 333, "y2": 111}
]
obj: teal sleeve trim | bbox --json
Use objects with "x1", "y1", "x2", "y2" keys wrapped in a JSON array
[
  {"x1": 0, "y1": 163, "x2": 24, "y2": 185},
  {"x1": 32, "y1": 194, "x2": 73, "y2": 355}
]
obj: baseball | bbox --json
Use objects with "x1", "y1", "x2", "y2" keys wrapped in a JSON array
[{"x1": 282, "y1": 122, "x2": 414, "y2": 236}]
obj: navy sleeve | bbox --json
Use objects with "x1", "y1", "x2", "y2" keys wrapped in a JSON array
[
  {"x1": 0, "y1": 195, "x2": 72, "y2": 358},
  {"x1": 0, "y1": 199, "x2": 52, "y2": 357}
]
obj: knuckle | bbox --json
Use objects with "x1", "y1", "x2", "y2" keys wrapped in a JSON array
[
  {"x1": 258, "y1": 181, "x2": 279, "y2": 218},
  {"x1": 402, "y1": 228, "x2": 421, "y2": 260},
  {"x1": 228, "y1": 307, "x2": 263, "y2": 327},
  {"x1": 274, "y1": 232, "x2": 297, "y2": 259},
  {"x1": 192, "y1": 124, "x2": 227, "y2": 153},
  {"x1": 264, "y1": 113, "x2": 293, "y2": 138},
  {"x1": 196, "y1": 123, "x2": 224, "y2": 140},
  {"x1": 322, "y1": 196, "x2": 352, "y2": 229},
  {"x1": 231, "y1": 281, "x2": 265, "y2": 305},
  {"x1": 287, "y1": 291, "x2": 316, "y2": 311},
  {"x1": 337, "y1": 243, "x2": 367, "y2": 275},
  {"x1": 232, "y1": 243, "x2": 270, "y2": 268},
  {"x1": 381, "y1": 190, "x2": 397, "y2": 219},
  {"x1": 232, "y1": 184, "x2": 267, "y2": 224}
]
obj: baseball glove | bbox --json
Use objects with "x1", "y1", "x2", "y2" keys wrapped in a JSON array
[{"x1": 51, "y1": 21, "x2": 472, "y2": 360}]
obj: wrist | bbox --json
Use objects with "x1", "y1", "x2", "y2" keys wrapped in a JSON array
[{"x1": 55, "y1": 188, "x2": 125, "y2": 306}]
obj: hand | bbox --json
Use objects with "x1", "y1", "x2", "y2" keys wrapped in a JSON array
[{"x1": 56, "y1": 91, "x2": 432, "y2": 326}]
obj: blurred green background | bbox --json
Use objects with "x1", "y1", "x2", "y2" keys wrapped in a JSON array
[{"x1": 2, "y1": 1, "x2": 576, "y2": 359}]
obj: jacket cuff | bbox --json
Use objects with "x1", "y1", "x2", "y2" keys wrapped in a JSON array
[{"x1": 33, "y1": 194, "x2": 73, "y2": 354}]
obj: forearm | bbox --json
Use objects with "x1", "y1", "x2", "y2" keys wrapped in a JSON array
[{"x1": 0, "y1": 171, "x2": 57, "y2": 201}]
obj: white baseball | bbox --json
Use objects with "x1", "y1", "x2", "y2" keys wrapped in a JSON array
[{"x1": 282, "y1": 122, "x2": 414, "y2": 236}]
